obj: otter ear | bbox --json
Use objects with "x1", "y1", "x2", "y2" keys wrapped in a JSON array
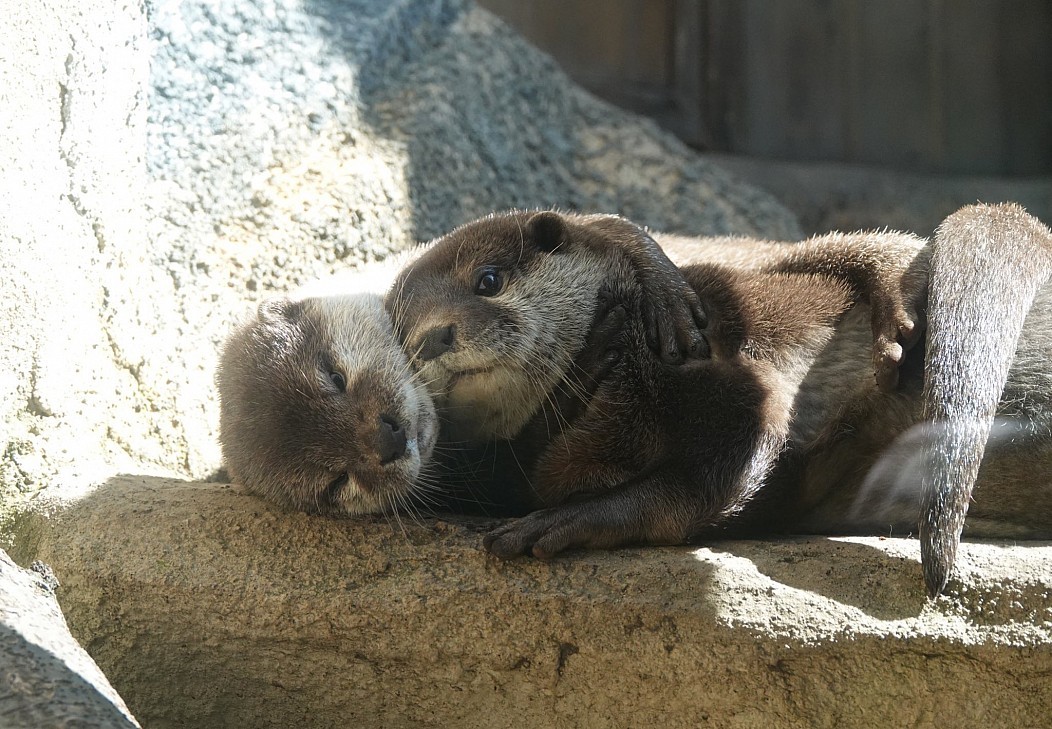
[
  {"x1": 527, "y1": 211, "x2": 568, "y2": 253},
  {"x1": 257, "y1": 297, "x2": 301, "y2": 323}
]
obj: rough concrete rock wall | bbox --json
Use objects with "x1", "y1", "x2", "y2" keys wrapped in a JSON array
[
  {"x1": 0, "y1": 0, "x2": 155, "y2": 531},
  {"x1": 36, "y1": 477, "x2": 1052, "y2": 729},
  {"x1": 0, "y1": 549, "x2": 140, "y2": 728},
  {"x1": 0, "y1": 0, "x2": 799, "y2": 533}
]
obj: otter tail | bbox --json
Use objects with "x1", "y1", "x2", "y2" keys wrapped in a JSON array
[{"x1": 921, "y1": 203, "x2": 1052, "y2": 597}]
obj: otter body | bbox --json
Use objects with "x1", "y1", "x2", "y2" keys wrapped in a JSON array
[
  {"x1": 390, "y1": 204, "x2": 1052, "y2": 596},
  {"x1": 218, "y1": 215, "x2": 704, "y2": 518}
]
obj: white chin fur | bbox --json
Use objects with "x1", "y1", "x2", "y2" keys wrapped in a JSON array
[{"x1": 444, "y1": 365, "x2": 536, "y2": 441}]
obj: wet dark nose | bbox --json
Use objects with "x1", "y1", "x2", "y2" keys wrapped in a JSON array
[
  {"x1": 376, "y1": 414, "x2": 408, "y2": 465},
  {"x1": 415, "y1": 324, "x2": 455, "y2": 361}
]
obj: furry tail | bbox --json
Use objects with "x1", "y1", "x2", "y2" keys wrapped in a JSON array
[{"x1": 921, "y1": 203, "x2": 1052, "y2": 596}]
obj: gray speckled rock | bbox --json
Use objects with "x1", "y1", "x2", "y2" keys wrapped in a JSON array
[
  {"x1": 145, "y1": 0, "x2": 801, "y2": 298},
  {"x1": 0, "y1": 0, "x2": 154, "y2": 531},
  {"x1": 0, "y1": 550, "x2": 139, "y2": 728}
]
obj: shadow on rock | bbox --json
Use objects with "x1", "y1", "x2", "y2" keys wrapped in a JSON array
[{"x1": 0, "y1": 622, "x2": 139, "y2": 729}]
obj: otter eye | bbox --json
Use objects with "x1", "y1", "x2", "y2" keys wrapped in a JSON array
[
  {"x1": 328, "y1": 371, "x2": 347, "y2": 392},
  {"x1": 475, "y1": 267, "x2": 503, "y2": 297}
]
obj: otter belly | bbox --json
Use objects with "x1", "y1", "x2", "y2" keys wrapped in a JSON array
[
  {"x1": 782, "y1": 306, "x2": 926, "y2": 533},
  {"x1": 791, "y1": 284, "x2": 1052, "y2": 536}
]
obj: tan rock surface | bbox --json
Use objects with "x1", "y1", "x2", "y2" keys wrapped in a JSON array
[{"x1": 32, "y1": 476, "x2": 1052, "y2": 728}]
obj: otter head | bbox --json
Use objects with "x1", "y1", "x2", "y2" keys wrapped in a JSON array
[
  {"x1": 217, "y1": 293, "x2": 438, "y2": 515},
  {"x1": 385, "y1": 210, "x2": 627, "y2": 444}
]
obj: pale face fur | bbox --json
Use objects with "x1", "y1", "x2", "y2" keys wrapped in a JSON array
[
  {"x1": 386, "y1": 212, "x2": 616, "y2": 444},
  {"x1": 308, "y1": 293, "x2": 440, "y2": 496},
  {"x1": 218, "y1": 285, "x2": 438, "y2": 516}
]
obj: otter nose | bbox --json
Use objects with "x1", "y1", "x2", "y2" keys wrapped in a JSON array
[
  {"x1": 376, "y1": 414, "x2": 408, "y2": 465},
  {"x1": 415, "y1": 324, "x2": 455, "y2": 361}
]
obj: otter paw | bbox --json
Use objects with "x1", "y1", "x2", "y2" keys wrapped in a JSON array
[
  {"x1": 555, "y1": 295, "x2": 626, "y2": 419},
  {"x1": 586, "y1": 297, "x2": 628, "y2": 376},
  {"x1": 483, "y1": 504, "x2": 621, "y2": 560},
  {"x1": 483, "y1": 509, "x2": 569, "y2": 560},
  {"x1": 643, "y1": 283, "x2": 709, "y2": 364},
  {"x1": 871, "y1": 294, "x2": 924, "y2": 391}
]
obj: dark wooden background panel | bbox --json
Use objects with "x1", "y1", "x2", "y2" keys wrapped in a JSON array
[
  {"x1": 731, "y1": 0, "x2": 854, "y2": 160},
  {"x1": 479, "y1": 0, "x2": 673, "y2": 111},
  {"x1": 850, "y1": 2, "x2": 936, "y2": 168},
  {"x1": 478, "y1": 0, "x2": 1052, "y2": 175}
]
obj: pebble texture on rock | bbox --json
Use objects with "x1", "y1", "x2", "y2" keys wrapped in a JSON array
[{"x1": 35, "y1": 477, "x2": 1052, "y2": 729}]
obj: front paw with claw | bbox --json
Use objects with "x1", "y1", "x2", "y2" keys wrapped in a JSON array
[
  {"x1": 483, "y1": 503, "x2": 631, "y2": 560},
  {"x1": 642, "y1": 277, "x2": 710, "y2": 364}
]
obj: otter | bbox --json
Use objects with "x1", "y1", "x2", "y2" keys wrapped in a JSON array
[
  {"x1": 217, "y1": 221, "x2": 706, "y2": 517},
  {"x1": 217, "y1": 261, "x2": 441, "y2": 516},
  {"x1": 386, "y1": 211, "x2": 708, "y2": 444},
  {"x1": 387, "y1": 204, "x2": 1052, "y2": 597}
]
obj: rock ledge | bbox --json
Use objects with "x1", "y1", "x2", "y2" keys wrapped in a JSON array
[{"x1": 31, "y1": 476, "x2": 1052, "y2": 729}]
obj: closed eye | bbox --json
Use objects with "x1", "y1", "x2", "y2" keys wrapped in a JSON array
[
  {"x1": 325, "y1": 472, "x2": 349, "y2": 503},
  {"x1": 318, "y1": 352, "x2": 347, "y2": 392},
  {"x1": 328, "y1": 371, "x2": 347, "y2": 392}
]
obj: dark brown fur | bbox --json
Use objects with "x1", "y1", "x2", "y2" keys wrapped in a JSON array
[
  {"x1": 216, "y1": 214, "x2": 705, "y2": 520},
  {"x1": 390, "y1": 205, "x2": 1052, "y2": 597},
  {"x1": 385, "y1": 211, "x2": 706, "y2": 445}
]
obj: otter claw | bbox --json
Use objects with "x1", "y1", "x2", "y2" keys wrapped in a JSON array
[
  {"x1": 484, "y1": 508, "x2": 581, "y2": 560},
  {"x1": 484, "y1": 516, "x2": 548, "y2": 559},
  {"x1": 874, "y1": 335, "x2": 904, "y2": 391}
]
